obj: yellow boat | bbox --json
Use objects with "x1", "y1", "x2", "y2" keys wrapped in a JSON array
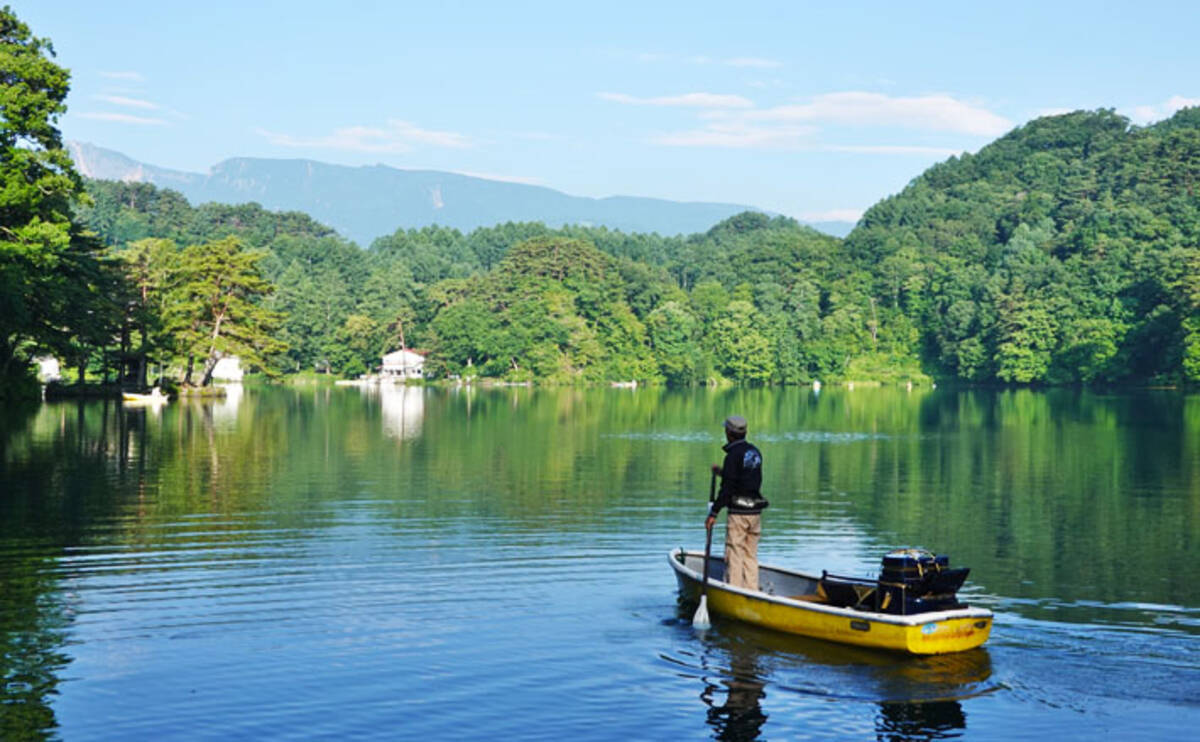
[
  {"x1": 122, "y1": 387, "x2": 169, "y2": 405},
  {"x1": 669, "y1": 548, "x2": 993, "y2": 655}
]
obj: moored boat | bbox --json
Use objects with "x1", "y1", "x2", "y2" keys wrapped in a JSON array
[
  {"x1": 122, "y1": 387, "x2": 169, "y2": 405},
  {"x1": 670, "y1": 547, "x2": 992, "y2": 655}
]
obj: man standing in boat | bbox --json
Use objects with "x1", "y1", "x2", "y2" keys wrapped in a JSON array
[{"x1": 706, "y1": 415, "x2": 768, "y2": 591}]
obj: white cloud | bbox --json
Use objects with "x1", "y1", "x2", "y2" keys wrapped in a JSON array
[
  {"x1": 95, "y1": 95, "x2": 159, "y2": 110},
  {"x1": 1128, "y1": 105, "x2": 1160, "y2": 124},
  {"x1": 801, "y1": 208, "x2": 864, "y2": 223},
  {"x1": 382, "y1": 121, "x2": 471, "y2": 148},
  {"x1": 607, "y1": 88, "x2": 1005, "y2": 153},
  {"x1": 598, "y1": 92, "x2": 755, "y2": 109},
  {"x1": 655, "y1": 124, "x2": 961, "y2": 155},
  {"x1": 747, "y1": 92, "x2": 1012, "y2": 136},
  {"x1": 1126, "y1": 95, "x2": 1200, "y2": 124},
  {"x1": 99, "y1": 71, "x2": 144, "y2": 81},
  {"x1": 258, "y1": 120, "x2": 472, "y2": 153},
  {"x1": 1162, "y1": 94, "x2": 1198, "y2": 112},
  {"x1": 78, "y1": 112, "x2": 166, "y2": 125}
]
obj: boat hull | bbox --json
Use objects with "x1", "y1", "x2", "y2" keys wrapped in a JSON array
[{"x1": 670, "y1": 548, "x2": 992, "y2": 655}]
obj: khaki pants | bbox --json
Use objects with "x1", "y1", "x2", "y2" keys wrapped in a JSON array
[{"x1": 724, "y1": 513, "x2": 761, "y2": 591}]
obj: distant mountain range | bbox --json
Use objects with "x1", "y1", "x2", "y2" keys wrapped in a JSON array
[{"x1": 67, "y1": 142, "x2": 854, "y2": 246}]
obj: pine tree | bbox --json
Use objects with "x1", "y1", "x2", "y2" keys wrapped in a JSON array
[{"x1": 164, "y1": 236, "x2": 286, "y2": 385}]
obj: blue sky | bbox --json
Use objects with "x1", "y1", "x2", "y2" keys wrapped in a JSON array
[{"x1": 19, "y1": 1, "x2": 1200, "y2": 223}]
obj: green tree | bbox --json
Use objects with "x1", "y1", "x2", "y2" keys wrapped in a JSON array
[
  {"x1": 1182, "y1": 317, "x2": 1200, "y2": 383},
  {"x1": 117, "y1": 237, "x2": 178, "y2": 385},
  {"x1": 710, "y1": 300, "x2": 775, "y2": 383},
  {"x1": 165, "y1": 236, "x2": 286, "y2": 385},
  {"x1": 332, "y1": 313, "x2": 379, "y2": 377},
  {"x1": 1175, "y1": 249, "x2": 1200, "y2": 383},
  {"x1": 0, "y1": 7, "x2": 111, "y2": 394},
  {"x1": 646, "y1": 301, "x2": 701, "y2": 384},
  {"x1": 430, "y1": 299, "x2": 499, "y2": 375},
  {"x1": 993, "y1": 291, "x2": 1057, "y2": 383},
  {"x1": 1051, "y1": 317, "x2": 1124, "y2": 383}
]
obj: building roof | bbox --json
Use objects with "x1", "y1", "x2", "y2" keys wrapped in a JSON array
[{"x1": 381, "y1": 349, "x2": 426, "y2": 365}]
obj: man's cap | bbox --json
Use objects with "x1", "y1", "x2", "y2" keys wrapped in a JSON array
[{"x1": 723, "y1": 415, "x2": 748, "y2": 435}]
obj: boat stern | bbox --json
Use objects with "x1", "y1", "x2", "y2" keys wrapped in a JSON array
[{"x1": 903, "y1": 613, "x2": 993, "y2": 654}]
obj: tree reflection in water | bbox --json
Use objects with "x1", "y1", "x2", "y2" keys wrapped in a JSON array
[{"x1": 1, "y1": 401, "x2": 113, "y2": 740}]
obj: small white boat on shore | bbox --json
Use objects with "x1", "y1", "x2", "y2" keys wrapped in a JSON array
[{"x1": 122, "y1": 387, "x2": 169, "y2": 405}]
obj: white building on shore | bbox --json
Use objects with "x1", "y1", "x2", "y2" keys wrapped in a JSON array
[
  {"x1": 35, "y1": 356, "x2": 61, "y2": 382},
  {"x1": 212, "y1": 356, "x2": 244, "y2": 381},
  {"x1": 380, "y1": 349, "x2": 425, "y2": 380}
]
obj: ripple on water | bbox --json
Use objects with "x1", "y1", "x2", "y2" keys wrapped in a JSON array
[{"x1": 602, "y1": 430, "x2": 905, "y2": 444}]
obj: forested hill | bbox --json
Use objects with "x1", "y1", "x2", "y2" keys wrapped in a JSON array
[
  {"x1": 68, "y1": 108, "x2": 1200, "y2": 388},
  {"x1": 845, "y1": 108, "x2": 1200, "y2": 384},
  {"x1": 76, "y1": 181, "x2": 856, "y2": 383}
]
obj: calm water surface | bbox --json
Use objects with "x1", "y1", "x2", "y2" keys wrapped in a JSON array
[{"x1": 1, "y1": 385, "x2": 1197, "y2": 740}]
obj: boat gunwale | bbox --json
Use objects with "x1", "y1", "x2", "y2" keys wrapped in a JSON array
[{"x1": 669, "y1": 547, "x2": 992, "y2": 627}]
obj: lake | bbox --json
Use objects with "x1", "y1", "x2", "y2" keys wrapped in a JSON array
[{"x1": 1, "y1": 385, "x2": 1197, "y2": 740}]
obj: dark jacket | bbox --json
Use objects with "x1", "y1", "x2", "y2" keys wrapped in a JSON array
[{"x1": 710, "y1": 438, "x2": 768, "y2": 516}]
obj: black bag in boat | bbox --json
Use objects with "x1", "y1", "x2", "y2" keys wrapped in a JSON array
[
  {"x1": 817, "y1": 549, "x2": 972, "y2": 615},
  {"x1": 880, "y1": 549, "x2": 948, "y2": 582},
  {"x1": 876, "y1": 549, "x2": 969, "y2": 615},
  {"x1": 876, "y1": 588, "x2": 967, "y2": 615}
]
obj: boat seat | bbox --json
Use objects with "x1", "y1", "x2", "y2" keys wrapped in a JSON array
[
  {"x1": 788, "y1": 582, "x2": 829, "y2": 603},
  {"x1": 789, "y1": 594, "x2": 828, "y2": 603},
  {"x1": 819, "y1": 574, "x2": 876, "y2": 609}
]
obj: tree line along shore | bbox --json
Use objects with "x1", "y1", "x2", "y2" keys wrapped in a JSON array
[{"x1": 3, "y1": 8, "x2": 1200, "y2": 399}]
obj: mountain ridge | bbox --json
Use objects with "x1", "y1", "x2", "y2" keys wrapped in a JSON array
[{"x1": 67, "y1": 141, "x2": 855, "y2": 245}]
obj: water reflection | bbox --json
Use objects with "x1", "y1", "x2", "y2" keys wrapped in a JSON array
[
  {"x1": 211, "y1": 382, "x2": 244, "y2": 429},
  {"x1": 0, "y1": 549, "x2": 72, "y2": 742},
  {"x1": 376, "y1": 384, "x2": 425, "y2": 440},
  {"x1": 701, "y1": 637, "x2": 768, "y2": 741},
  {"x1": 1, "y1": 402, "x2": 99, "y2": 740},
  {"x1": 3, "y1": 386, "x2": 1199, "y2": 740},
  {"x1": 875, "y1": 700, "x2": 965, "y2": 741},
  {"x1": 689, "y1": 616, "x2": 990, "y2": 741}
]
